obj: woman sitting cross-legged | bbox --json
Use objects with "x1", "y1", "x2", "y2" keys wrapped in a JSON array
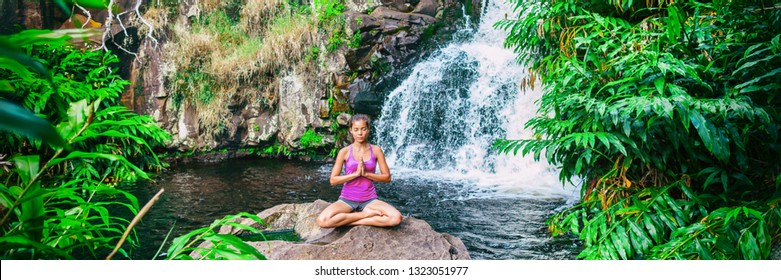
[{"x1": 316, "y1": 114, "x2": 402, "y2": 228}]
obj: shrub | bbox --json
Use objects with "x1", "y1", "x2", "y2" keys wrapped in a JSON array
[{"x1": 496, "y1": 0, "x2": 781, "y2": 259}]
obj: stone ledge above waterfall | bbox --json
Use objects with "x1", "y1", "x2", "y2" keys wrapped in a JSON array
[
  {"x1": 193, "y1": 200, "x2": 471, "y2": 260},
  {"x1": 121, "y1": 0, "x2": 481, "y2": 152}
]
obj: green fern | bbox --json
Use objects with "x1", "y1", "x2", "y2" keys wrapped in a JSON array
[{"x1": 497, "y1": 0, "x2": 781, "y2": 259}]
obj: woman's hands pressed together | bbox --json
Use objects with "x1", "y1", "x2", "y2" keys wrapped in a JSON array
[{"x1": 358, "y1": 156, "x2": 366, "y2": 177}]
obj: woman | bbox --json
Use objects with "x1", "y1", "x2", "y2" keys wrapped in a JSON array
[{"x1": 316, "y1": 114, "x2": 402, "y2": 228}]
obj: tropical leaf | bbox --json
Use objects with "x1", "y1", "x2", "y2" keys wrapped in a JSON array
[{"x1": 0, "y1": 100, "x2": 68, "y2": 148}]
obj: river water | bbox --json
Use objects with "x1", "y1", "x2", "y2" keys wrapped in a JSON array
[
  {"x1": 131, "y1": 158, "x2": 580, "y2": 260},
  {"x1": 130, "y1": 0, "x2": 582, "y2": 260}
]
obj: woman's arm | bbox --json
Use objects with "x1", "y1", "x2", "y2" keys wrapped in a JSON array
[
  {"x1": 329, "y1": 148, "x2": 361, "y2": 186},
  {"x1": 363, "y1": 145, "x2": 391, "y2": 183}
]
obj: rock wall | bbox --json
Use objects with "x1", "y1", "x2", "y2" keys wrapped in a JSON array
[{"x1": 11, "y1": 0, "x2": 481, "y2": 152}]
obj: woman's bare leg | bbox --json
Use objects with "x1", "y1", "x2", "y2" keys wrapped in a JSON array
[
  {"x1": 316, "y1": 201, "x2": 381, "y2": 228},
  {"x1": 347, "y1": 199, "x2": 402, "y2": 227}
]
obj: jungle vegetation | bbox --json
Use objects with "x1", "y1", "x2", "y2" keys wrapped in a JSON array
[
  {"x1": 0, "y1": 0, "x2": 271, "y2": 260},
  {"x1": 496, "y1": 0, "x2": 781, "y2": 259}
]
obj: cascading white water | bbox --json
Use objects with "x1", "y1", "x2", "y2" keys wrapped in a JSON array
[{"x1": 375, "y1": 0, "x2": 579, "y2": 199}]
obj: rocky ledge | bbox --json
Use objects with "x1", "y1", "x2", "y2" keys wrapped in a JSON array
[{"x1": 199, "y1": 200, "x2": 470, "y2": 260}]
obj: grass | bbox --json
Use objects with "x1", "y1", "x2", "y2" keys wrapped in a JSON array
[
  {"x1": 152, "y1": 0, "x2": 326, "y2": 146},
  {"x1": 240, "y1": 0, "x2": 290, "y2": 36}
]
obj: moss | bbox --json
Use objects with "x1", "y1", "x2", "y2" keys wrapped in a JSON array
[{"x1": 300, "y1": 129, "x2": 324, "y2": 148}]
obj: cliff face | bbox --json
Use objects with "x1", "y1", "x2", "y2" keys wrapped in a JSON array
[{"x1": 9, "y1": 0, "x2": 481, "y2": 153}]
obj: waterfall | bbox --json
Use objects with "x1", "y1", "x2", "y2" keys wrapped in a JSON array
[{"x1": 374, "y1": 0, "x2": 579, "y2": 199}]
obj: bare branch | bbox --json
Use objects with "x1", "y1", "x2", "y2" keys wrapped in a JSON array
[
  {"x1": 88, "y1": 0, "x2": 158, "y2": 56},
  {"x1": 95, "y1": 0, "x2": 115, "y2": 51},
  {"x1": 74, "y1": 3, "x2": 92, "y2": 29},
  {"x1": 106, "y1": 188, "x2": 165, "y2": 260},
  {"x1": 112, "y1": 40, "x2": 140, "y2": 62},
  {"x1": 115, "y1": 11, "x2": 130, "y2": 37},
  {"x1": 133, "y1": 0, "x2": 159, "y2": 47}
]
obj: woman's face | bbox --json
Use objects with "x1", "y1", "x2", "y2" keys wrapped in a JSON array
[{"x1": 350, "y1": 120, "x2": 370, "y2": 143}]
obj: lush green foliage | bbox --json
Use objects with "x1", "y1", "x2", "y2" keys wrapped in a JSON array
[
  {"x1": 300, "y1": 129, "x2": 324, "y2": 149},
  {"x1": 497, "y1": 0, "x2": 781, "y2": 259},
  {"x1": 165, "y1": 212, "x2": 267, "y2": 260},
  {"x1": 315, "y1": 0, "x2": 363, "y2": 53},
  {"x1": 1, "y1": 1, "x2": 272, "y2": 261},
  {"x1": 1, "y1": 33, "x2": 169, "y2": 259},
  {"x1": 314, "y1": 0, "x2": 345, "y2": 23}
]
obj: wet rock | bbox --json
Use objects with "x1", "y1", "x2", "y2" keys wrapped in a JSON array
[
  {"x1": 346, "y1": 12, "x2": 380, "y2": 33},
  {"x1": 318, "y1": 99, "x2": 331, "y2": 119},
  {"x1": 348, "y1": 76, "x2": 383, "y2": 114},
  {"x1": 278, "y1": 71, "x2": 319, "y2": 150},
  {"x1": 331, "y1": 89, "x2": 352, "y2": 114},
  {"x1": 337, "y1": 113, "x2": 352, "y2": 126},
  {"x1": 245, "y1": 110, "x2": 279, "y2": 145},
  {"x1": 175, "y1": 104, "x2": 199, "y2": 146},
  {"x1": 345, "y1": 45, "x2": 376, "y2": 71},
  {"x1": 207, "y1": 200, "x2": 470, "y2": 260},
  {"x1": 131, "y1": 38, "x2": 167, "y2": 113},
  {"x1": 412, "y1": 0, "x2": 439, "y2": 17},
  {"x1": 345, "y1": 0, "x2": 384, "y2": 13},
  {"x1": 382, "y1": 0, "x2": 414, "y2": 12},
  {"x1": 371, "y1": 6, "x2": 437, "y2": 26}
]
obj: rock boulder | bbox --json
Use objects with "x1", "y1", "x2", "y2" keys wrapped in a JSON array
[{"x1": 211, "y1": 200, "x2": 470, "y2": 260}]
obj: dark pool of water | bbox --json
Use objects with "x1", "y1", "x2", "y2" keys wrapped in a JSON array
[{"x1": 128, "y1": 158, "x2": 581, "y2": 260}]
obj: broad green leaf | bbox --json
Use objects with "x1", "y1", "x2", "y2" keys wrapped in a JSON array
[
  {"x1": 15, "y1": 155, "x2": 44, "y2": 242},
  {"x1": 202, "y1": 234, "x2": 266, "y2": 260},
  {"x1": 0, "y1": 57, "x2": 34, "y2": 80},
  {"x1": 615, "y1": 224, "x2": 632, "y2": 259},
  {"x1": 0, "y1": 42, "x2": 48, "y2": 79},
  {"x1": 0, "y1": 235, "x2": 73, "y2": 259},
  {"x1": 756, "y1": 221, "x2": 771, "y2": 259},
  {"x1": 166, "y1": 227, "x2": 210, "y2": 259},
  {"x1": 67, "y1": 99, "x2": 92, "y2": 134},
  {"x1": 51, "y1": 0, "x2": 109, "y2": 13},
  {"x1": 46, "y1": 151, "x2": 149, "y2": 180},
  {"x1": 628, "y1": 220, "x2": 652, "y2": 253},
  {"x1": 739, "y1": 231, "x2": 761, "y2": 260},
  {"x1": 654, "y1": 77, "x2": 665, "y2": 96},
  {"x1": 694, "y1": 239, "x2": 713, "y2": 260},
  {"x1": 13, "y1": 155, "x2": 40, "y2": 186},
  {"x1": 688, "y1": 110, "x2": 713, "y2": 152},
  {"x1": 0, "y1": 80, "x2": 12, "y2": 91},
  {"x1": 0, "y1": 100, "x2": 68, "y2": 148},
  {"x1": 224, "y1": 222, "x2": 265, "y2": 235}
]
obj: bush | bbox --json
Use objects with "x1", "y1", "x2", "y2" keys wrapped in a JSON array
[
  {"x1": 0, "y1": 37, "x2": 169, "y2": 259},
  {"x1": 496, "y1": 0, "x2": 781, "y2": 259}
]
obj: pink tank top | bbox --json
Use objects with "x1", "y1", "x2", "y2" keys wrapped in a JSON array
[{"x1": 340, "y1": 145, "x2": 378, "y2": 201}]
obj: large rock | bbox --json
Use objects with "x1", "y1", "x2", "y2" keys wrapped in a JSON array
[
  {"x1": 277, "y1": 70, "x2": 319, "y2": 150},
  {"x1": 371, "y1": 6, "x2": 437, "y2": 28},
  {"x1": 210, "y1": 200, "x2": 470, "y2": 260},
  {"x1": 244, "y1": 109, "x2": 278, "y2": 145},
  {"x1": 345, "y1": 0, "x2": 384, "y2": 13},
  {"x1": 381, "y1": 0, "x2": 414, "y2": 13},
  {"x1": 348, "y1": 76, "x2": 384, "y2": 114},
  {"x1": 412, "y1": 0, "x2": 439, "y2": 17}
]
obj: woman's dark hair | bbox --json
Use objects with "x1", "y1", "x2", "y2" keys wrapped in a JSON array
[{"x1": 349, "y1": 114, "x2": 371, "y2": 128}]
